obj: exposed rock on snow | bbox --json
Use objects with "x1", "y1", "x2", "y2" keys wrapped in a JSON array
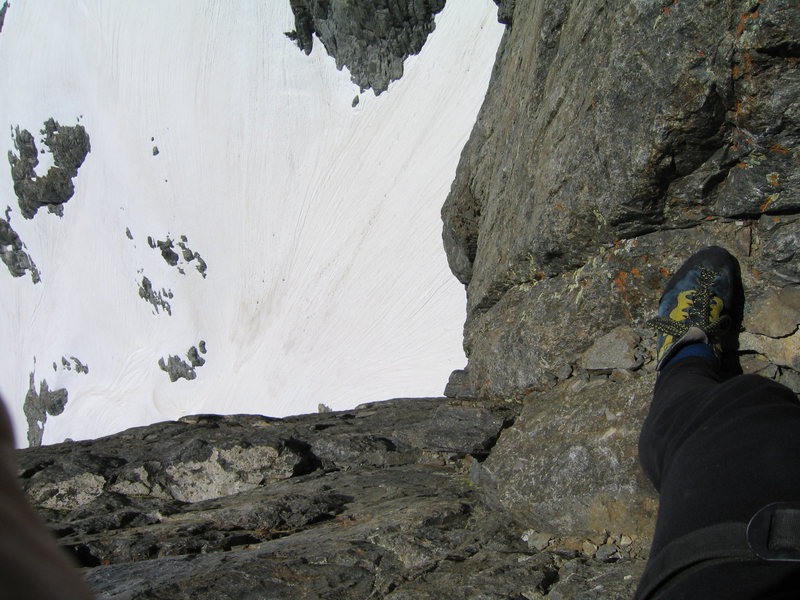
[
  {"x1": 0, "y1": 212, "x2": 39, "y2": 281},
  {"x1": 0, "y1": 1, "x2": 7, "y2": 33},
  {"x1": 23, "y1": 373, "x2": 69, "y2": 448},
  {"x1": 137, "y1": 275, "x2": 173, "y2": 315},
  {"x1": 8, "y1": 118, "x2": 90, "y2": 218},
  {"x1": 158, "y1": 343, "x2": 207, "y2": 382},
  {"x1": 146, "y1": 234, "x2": 208, "y2": 277},
  {"x1": 59, "y1": 356, "x2": 89, "y2": 374},
  {"x1": 287, "y1": 0, "x2": 446, "y2": 93}
]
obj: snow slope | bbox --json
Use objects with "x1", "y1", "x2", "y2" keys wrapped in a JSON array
[{"x1": 0, "y1": 1, "x2": 503, "y2": 447}]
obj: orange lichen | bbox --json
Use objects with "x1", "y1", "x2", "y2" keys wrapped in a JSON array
[
  {"x1": 614, "y1": 271, "x2": 629, "y2": 292},
  {"x1": 769, "y1": 144, "x2": 789, "y2": 154},
  {"x1": 631, "y1": 267, "x2": 642, "y2": 277},
  {"x1": 761, "y1": 196, "x2": 776, "y2": 211},
  {"x1": 767, "y1": 173, "x2": 781, "y2": 186},
  {"x1": 659, "y1": 268, "x2": 670, "y2": 277},
  {"x1": 738, "y1": 11, "x2": 758, "y2": 36}
]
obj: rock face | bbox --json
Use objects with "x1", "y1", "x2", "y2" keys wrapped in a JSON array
[
  {"x1": 286, "y1": 0, "x2": 446, "y2": 93},
  {"x1": 16, "y1": 398, "x2": 647, "y2": 599},
  {"x1": 442, "y1": 0, "x2": 800, "y2": 402}
]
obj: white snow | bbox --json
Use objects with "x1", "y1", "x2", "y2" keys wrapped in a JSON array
[{"x1": 0, "y1": 0, "x2": 503, "y2": 447}]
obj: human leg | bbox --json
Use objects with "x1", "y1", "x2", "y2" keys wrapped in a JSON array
[{"x1": 636, "y1": 245, "x2": 800, "y2": 598}]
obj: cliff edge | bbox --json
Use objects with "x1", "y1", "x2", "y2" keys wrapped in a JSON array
[{"x1": 14, "y1": 1, "x2": 800, "y2": 598}]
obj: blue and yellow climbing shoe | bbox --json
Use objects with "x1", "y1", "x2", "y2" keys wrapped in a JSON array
[{"x1": 649, "y1": 246, "x2": 740, "y2": 370}]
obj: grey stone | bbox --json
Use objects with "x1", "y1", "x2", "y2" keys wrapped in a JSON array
[
  {"x1": 442, "y1": 0, "x2": 800, "y2": 399},
  {"x1": 138, "y1": 275, "x2": 172, "y2": 315},
  {"x1": 580, "y1": 326, "x2": 642, "y2": 372},
  {"x1": 475, "y1": 375, "x2": 658, "y2": 543},
  {"x1": 155, "y1": 238, "x2": 179, "y2": 266},
  {"x1": 0, "y1": 215, "x2": 40, "y2": 282},
  {"x1": 286, "y1": 0, "x2": 446, "y2": 94},
  {"x1": 158, "y1": 355, "x2": 197, "y2": 382},
  {"x1": 14, "y1": 398, "x2": 552, "y2": 598},
  {"x1": 0, "y1": 2, "x2": 8, "y2": 33},
  {"x1": 70, "y1": 356, "x2": 89, "y2": 374},
  {"x1": 745, "y1": 286, "x2": 800, "y2": 338},
  {"x1": 545, "y1": 558, "x2": 644, "y2": 600},
  {"x1": 443, "y1": 368, "x2": 474, "y2": 398},
  {"x1": 186, "y1": 345, "x2": 205, "y2": 368},
  {"x1": 7, "y1": 119, "x2": 90, "y2": 219},
  {"x1": 23, "y1": 373, "x2": 69, "y2": 447},
  {"x1": 740, "y1": 329, "x2": 800, "y2": 372}
]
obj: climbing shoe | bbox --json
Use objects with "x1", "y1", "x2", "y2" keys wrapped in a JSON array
[{"x1": 648, "y1": 246, "x2": 741, "y2": 370}]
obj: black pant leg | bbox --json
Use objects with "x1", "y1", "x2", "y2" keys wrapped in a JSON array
[
  {"x1": 639, "y1": 356, "x2": 724, "y2": 494},
  {"x1": 638, "y1": 362, "x2": 800, "y2": 598}
]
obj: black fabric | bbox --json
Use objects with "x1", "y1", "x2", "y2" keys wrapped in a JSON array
[
  {"x1": 769, "y1": 510, "x2": 800, "y2": 553},
  {"x1": 637, "y1": 357, "x2": 800, "y2": 599}
]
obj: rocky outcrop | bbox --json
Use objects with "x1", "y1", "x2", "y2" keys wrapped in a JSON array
[
  {"x1": 14, "y1": 398, "x2": 649, "y2": 599},
  {"x1": 137, "y1": 275, "x2": 173, "y2": 315},
  {"x1": 23, "y1": 374, "x2": 69, "y2": 448},
  {"x1": 158, "y1": 343, "x2": 208, "y2": 382},
  {"x1": 436, "y1": 0, "x2": 800, "y2": 590},
  {"x1": 8, "y1": 119, "x2": 91, "y2": 219},
  {"x1": 146, "y1": 234, "x2": 208, "y2": 278},
  {"x1": 442, "y1": 0, "x2": 800, "y2": 402},
  {"x1": 286, "y1": 0, "x2": 446, "y2": 94},
  {"x1": 0, "y1": 213, "x2": 40, "y2": 282}
]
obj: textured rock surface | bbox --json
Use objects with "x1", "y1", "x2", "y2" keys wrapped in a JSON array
[
  {"x1": 435, "y1": 1, "x2": 799, "y2": 593},
  {"x1": 442, "y1": 0, "x2": 800, "y2": 399},
  {"x1": 0, "y1": 213, "x2": 40, "y2": 281},
  {"x1": 475, "y1": 374, "x2": 658, "y2": 547},
  {"x1": 8, "y1": 118, "x2": 90, "y2": 219},
  {"x1": 286, "y1": 0, "x2": 446, "y2": 93},
  {"x1": 14, "y1": 398, "x2": 647, "y2": 599},
  {"x1": 24, "y1": 375, "x2": 69, "y2": 448}
]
